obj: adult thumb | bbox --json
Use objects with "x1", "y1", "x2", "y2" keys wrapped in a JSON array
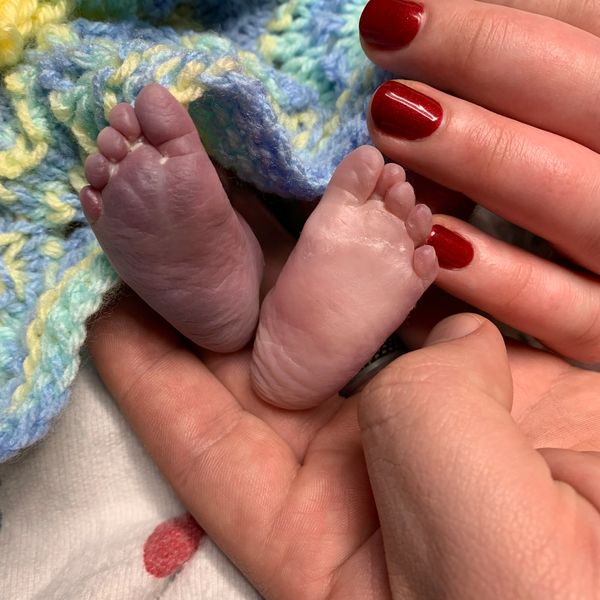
[{"x1": 358, "y1": 314, "x2": 558, "y2": 599}]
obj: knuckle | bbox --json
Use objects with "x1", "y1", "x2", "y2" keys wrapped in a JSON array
[
  {"x1": 499, "y1": 260, "x2": 600, "y2": 362},
  {"x1": 579, "y1": 178, "x2": 600, "y2": 259},
  {"x1": 469, "y1": 122, "x2": 523, "y2": 182},
  {"x1": 567, "y1": 296, "x2": 600, "y2": 361},
  {"x1": 359, "y1": 354, "x2": 459, "y2": 431},
  {"x1": 497, "y1": 260, "x2": 538, "y2": 314},
  {"x1": 454, "y1": 9, "x2": 513, "y2": 78},
  {"x1": 561, "y1": 0, "x2": 597, "y2": 23}
]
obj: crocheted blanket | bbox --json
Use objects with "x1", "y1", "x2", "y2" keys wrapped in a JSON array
[{"x1": 0, "y1": 0, "x2": 383, "y2": 461}]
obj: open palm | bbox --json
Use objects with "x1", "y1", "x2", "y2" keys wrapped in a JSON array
[{"x1": 88, "y1": 189, "x2": 600, "y2": 599}]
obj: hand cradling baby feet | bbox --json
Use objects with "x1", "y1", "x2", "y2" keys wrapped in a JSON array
[{"x1": 80, "y1": 84, "x2": 438, "y2": 409}]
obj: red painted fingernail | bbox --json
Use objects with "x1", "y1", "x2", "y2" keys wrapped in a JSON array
[
  {"x1": 426, "y1": 225, "x2": 474, "y2": 269},
  {"x1": 360, "y1": 0, "x2": 424, "y2": 49},
  {"x1": 371, "y1": 81, "x2": 442, "y2": 140}
]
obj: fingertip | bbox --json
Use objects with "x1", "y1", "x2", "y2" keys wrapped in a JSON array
[{"x1": 425, "y1": 313, "x2": 487, "y2": 346}]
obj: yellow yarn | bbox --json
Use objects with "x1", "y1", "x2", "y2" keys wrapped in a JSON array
[
  {"x1": 11, "y1": 245, "x2": 102, "y2": 412},
  {"x1": 0, "y1": 135, "x2": 48, "y2": 179},
  {"x1": 107, "y1": 52, "x2": 141, "y2": 87},
  {"x1": 44, "y1": 190, "x2": 77, "y2": 225},
  {"x1": 154, "y1": 56, "x2": 182, "y2": 81},
  {"x1": 42, "y1": 239, "x2": 65, "y2": 259},
  {"x1": 268, "y1": 0, "x2": 298, "y2": 33},
  {"x1": 70, "y1": 124, "x2": 96, "y2": 155},
  {"x1": 103, "y1": 90, "x2": 118, "y2": 119},
  {"x1": 0, "y1": 231, "x2": 26, "y2": 299},
  {"x1": 67, "y1": 166, "x2": 87, "y2": 194},
  {"x1": 0, "y1": 0, "x2": 71, "y2": 68},
  {"x1": 206, "y1": 56, "x2": 239, "y2": 77},
  {"x1": 0, "y1": 182, "x2": 17, "y2": 203},
  {"x1": 170, "y1": 61, "x2": 206, "y2": 104}
]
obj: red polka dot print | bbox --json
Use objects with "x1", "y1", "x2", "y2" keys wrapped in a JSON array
[{"x1": 143, "y1": 513, "x2": 203, "y2": 578}]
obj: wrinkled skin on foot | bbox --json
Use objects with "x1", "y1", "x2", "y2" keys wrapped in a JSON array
[
  {"x1": 86, "y1": 0, "x2": 600, "y2": 596},
  {"x1": 87, "y1": 201, "x2": 600, "y2": 599},
  {"x1": 82, "y1": 84, "x2": 263, "y2": 354},
  {"x1": 251, "y1": 146, "x2": 437, "y2": 408},
  {"x1": 82, "y1": 86, "x2": 437, "y2": 407}
]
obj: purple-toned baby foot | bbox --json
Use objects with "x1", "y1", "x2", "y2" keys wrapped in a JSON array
[
  {"x1": 81, "y1": 84, "x2": 263, "y2": 352},
  {"x1": 251, "y1": 145, "x2": 438, "y2": 408}
]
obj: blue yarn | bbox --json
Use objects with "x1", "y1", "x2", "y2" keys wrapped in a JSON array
[{"x1": 0, "y1": 0, "x2": 389, "y2": 462}]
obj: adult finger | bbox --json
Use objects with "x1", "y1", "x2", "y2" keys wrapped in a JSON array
[
  {"x1": 367, "y1": 80, "x2": 600, "y2": 274},
  {"x1": 360, "y1": 0, "x2": 600, "y2": 150},
  {"x1": 480, "y1": 0, "x2": 600, "y2": 35},
  {"x1": 426, "y1": 215, "x2": 600, "y2": 363},
  {"x1": 540, "y1": 449, "x2": 600, "y2": 510},
  {"x1": 359, "y1": 314, "x2": 599, "y2": 598},
  {"x1": 87, "y1": 295, "x2": 292, "y2": 596}
]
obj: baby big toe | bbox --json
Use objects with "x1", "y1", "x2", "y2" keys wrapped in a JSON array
[
  {"x1": 384, "y1": 181, "x2": 416, "y2": 220},
  {"x1": 326, "y1": 145, "x2": 385, "y2": 205},
  {"x1": 108, "y1": 103, "x2": 142, "y2": 140},
  {"x1": 97, "y1": 127, "x2": 130, "y2": 162},
  {"x1": 133, "y1": 84, "x2": 201, "y2": 157},
  {"x1": 84, "y1": 153, "x2": 111, "y2": 190}
]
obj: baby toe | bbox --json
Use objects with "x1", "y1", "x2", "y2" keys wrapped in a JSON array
[
  {"x1": 79, "y1": 186, "x2": 103, "y2": 225},
  {"x1": 406, "y1": 203, "x2": 433, "y2": 245},
  {"x1": 84, "y1": 153, "x2": 111, "y2": 190},
  {"x1": 97, "y1": 127, "x2": 130, "y2": 162},
  {"x1": 413, "y1": 244, "x2": 438, "y2": 283},
  {"x1": 133, "y1": 83, "x2": 200, "y2": 156},
  {"x1": 384, "y1": 181, "x2": 416, "y2": 220},
  {"x1": 108, "y1": 103, "x2": 141, "y2": 140},
  {"x1": 325, "y1": 145, "x2": 385, "y2": 206},
  {"x1": 375, "y1": 162, "x2": 406, "y2": 197}
]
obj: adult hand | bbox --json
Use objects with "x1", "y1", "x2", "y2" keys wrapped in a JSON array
[
  {"x1": 87, "y1": 189, "x2": 600, "y2": 599},
  {"x1": 361, "y1": 313, "x2": 600, "y2": 598},
  {"x1": 361, "y1": 0, "x2": 600, "y2": 363}
]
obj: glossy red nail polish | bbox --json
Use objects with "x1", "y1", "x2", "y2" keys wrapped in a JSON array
[
  {"x1": 427, "y1": 225, "x2": 474, "y2": 269},
  {"x1": 371, "y1": 81, "x2": 443, "y2": 140},
  {"x1": 360, "y1": 0, "x2": 424, "y2": 49}
]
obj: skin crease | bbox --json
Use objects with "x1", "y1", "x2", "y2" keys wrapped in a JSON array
[
  {"x1": 251, "y1": 146, "x2": 437, "y2": 409},
  {"x1": 84, "y1": 87, "x2": 437, "y2": 409},
  {"x1": 85, "y1": 0, "x2": 600, "y2": 597},
  {"x1": 82, "y1": 84, "x2": 265, "y2": 355}
]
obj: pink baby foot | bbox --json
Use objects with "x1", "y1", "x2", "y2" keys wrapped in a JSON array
[
  {"x1": 80, "y1": 84, "x2": 263, "y2": 353},
  {"x1": 251, "y1": 146, "x2": 438, "y2": 408}
]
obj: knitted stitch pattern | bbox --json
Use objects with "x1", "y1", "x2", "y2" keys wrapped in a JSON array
[{"x1": 0, "y1": 0, "x2": 384, "y2": 462}]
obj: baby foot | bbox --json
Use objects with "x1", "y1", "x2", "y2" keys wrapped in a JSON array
[
  {"x1": 80, "y1": 84, "x2": 263, "y2": 352},
  {"x1": 251, "y1": 146, "x2": 438, "y2": 408}
]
